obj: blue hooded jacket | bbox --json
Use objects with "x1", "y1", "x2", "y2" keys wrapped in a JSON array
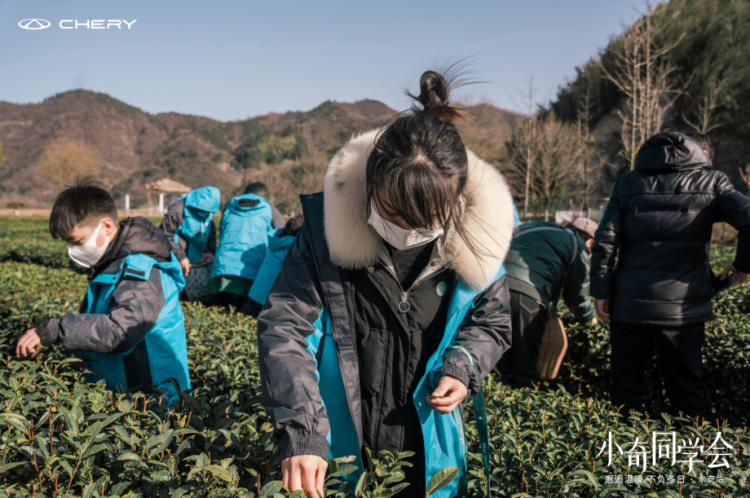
[
  {"x1": 170, "y1": 186, "x2": 221, "y2": 263},
  {"x1": 37, "y1": 217, "x2": 191, "y2": 405},
  {"x1": 212, "y1": 193, "x2": 275, "y2": 281},
  {"x1": 247, "y1": 229, "x2": 296, "y2": 305}
]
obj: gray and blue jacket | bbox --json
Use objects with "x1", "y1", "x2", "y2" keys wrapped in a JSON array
[
  {"x1": 37, "y1": 217, "x2": 191, "y2": 403},
  {"x1": 160, "y1": 186, "x2": 221, "y2": 263},
  {"x1": 257, "y1": 130, "x2": 517, "y2": 497},
  {"x1": 212, "y1": 193, "x2": 275, "y2": 281}
]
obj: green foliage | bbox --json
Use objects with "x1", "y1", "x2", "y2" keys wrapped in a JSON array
[
  {"x1": 233, "y1": 129, "x2": 308, "y2": 169},
  {"x1": 550, "y1": 0, "x2": 750, "y2": 143},
  {"x1": 541, "y1": 245, "x2": 750, "y2": 428},
  {"x1": 0, "y1": 262, "x2": 425, "y2": 497},
  {"x1": 1, "y1": 221, "x2": 750, "y2": 496}
]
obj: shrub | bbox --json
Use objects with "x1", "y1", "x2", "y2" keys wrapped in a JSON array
[{"x1": 1, "y1": 222, "x2": 750, "y2": 496}]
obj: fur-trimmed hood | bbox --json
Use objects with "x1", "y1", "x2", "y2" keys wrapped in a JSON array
[{"x1": 323, "y1": 129, "x2": 516, "y2": 290}]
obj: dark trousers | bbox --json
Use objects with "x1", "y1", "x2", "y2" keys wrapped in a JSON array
[
  {"x1": 239, "y1": 298, "x2": 263, "y2": 318},
  {"x1": 610, "y1": 321, "x2": 705, "y2": 417},
  {"x1": 211, "y1": 292, "x2": 248, "y2": 311},
  {"x1": 494, "y1": 291, "x2": 548, "y2": 388}
]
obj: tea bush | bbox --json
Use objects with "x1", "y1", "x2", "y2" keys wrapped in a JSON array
[
  {"x1": 542, "y1": 246, "x2": 750, "y2": 427},
  {"x1": 2, "y1": 218, "x2": 750, "y2": 497},
  {"x1": 0, "y1": 262, "x2": 426, "y2": 497},
  {"x1": 2, "y1": 262, "x2": 749, "y2": 497}
]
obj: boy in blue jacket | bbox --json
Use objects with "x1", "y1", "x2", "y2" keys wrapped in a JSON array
[
  {"x1": 16, "y1": 179, "x2": 190, "y2": 403},
  {"x1": 160, "y1": 186, "x2": 221, "y2": 278},
  {"x1": 211, "y1": 192, "x2": 275, "y2": 311}
]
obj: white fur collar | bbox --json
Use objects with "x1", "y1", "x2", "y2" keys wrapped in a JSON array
[{"x1": 323, "y1": 129, "x2": 516, "y2": 290}]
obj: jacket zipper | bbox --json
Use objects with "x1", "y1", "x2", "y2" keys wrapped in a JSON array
[{"x1": 382, "y1": 259, "x2": 446, "y2": 314}]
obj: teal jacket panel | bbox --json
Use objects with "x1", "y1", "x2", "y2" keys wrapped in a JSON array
[
  {"x1": 212, "y1": 193, "x2": 275, "y2": 281},
  {"x1": 248, "y1": 230, "x2": 296, "y2": 304}
]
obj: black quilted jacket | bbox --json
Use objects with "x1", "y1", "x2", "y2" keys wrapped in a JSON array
[{"x1": 591, "y1": 132, "x2": 750, "y2": 325}]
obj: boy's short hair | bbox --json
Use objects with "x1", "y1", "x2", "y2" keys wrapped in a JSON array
[
  {"x1": 50, "y1": 177, "x2": 118, "y2": 239},
  {"x1": 244, "y1": 181, "x2": 270, "y2": 199}
]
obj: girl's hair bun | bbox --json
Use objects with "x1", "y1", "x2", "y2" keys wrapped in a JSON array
[{"x1": 407, "y1": 61, "x2": 477, "y2": 125}]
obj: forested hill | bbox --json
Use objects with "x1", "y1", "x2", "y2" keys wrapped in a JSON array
[
  {"x1": 549, "y1": 0, "x2": 750, "y2": 185},
  {"x1": 0, "y1": 90, "x2": 522, "y2": 212}
]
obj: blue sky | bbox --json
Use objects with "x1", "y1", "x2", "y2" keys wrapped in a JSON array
[{"x1": 1, "y1": 0, "x2": 639, "y2": 121}]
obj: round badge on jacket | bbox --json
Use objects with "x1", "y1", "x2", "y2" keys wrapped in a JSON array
[{"x1": 437, "y1": 281, "x2": 446, "y2": 297}]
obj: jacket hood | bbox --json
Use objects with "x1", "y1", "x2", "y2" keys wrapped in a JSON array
[
  {"x1": 634, "y1": 132, "x2": 712, "y2": 173},
  {"x1": 323, "y1": 129, "x2": 516, "y2": 290},
  {"x1": 92, "y1": 217, "x2": 174, "y2": 275},
  {"x1": 226, "y1": 193, "x2": 269, "y2": 213},
  {"x1": 185, "y1": 186, "x2": 221, "y2": 214}
]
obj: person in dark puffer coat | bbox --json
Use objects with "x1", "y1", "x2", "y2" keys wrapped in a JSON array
[{"x1": 591, "y1": 131, "x2": 750, "y2": 417}]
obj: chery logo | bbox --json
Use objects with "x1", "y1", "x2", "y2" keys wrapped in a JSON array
[
  {"x1": 18, "y1": 19, "x2": 51, "y2": 30},
  {"x1": 18, "y1": 19, "x2": 137, "y2": 30}
]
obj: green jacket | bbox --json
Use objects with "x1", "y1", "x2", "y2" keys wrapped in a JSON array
[{"x1": 504, "y1": 222, "x2": 596, "y2": 322}]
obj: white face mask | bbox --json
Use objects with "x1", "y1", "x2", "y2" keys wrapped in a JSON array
[
  {"x1": 367, "y1": 200, "x2": 444, "y2": 251},
  {"x1": 67, "y1": 222, "x2": 112, "y2": 268}
]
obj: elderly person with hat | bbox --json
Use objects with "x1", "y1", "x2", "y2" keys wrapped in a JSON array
[{"x1": 494, "y1": 217, "x2": 598, "y2": 388}]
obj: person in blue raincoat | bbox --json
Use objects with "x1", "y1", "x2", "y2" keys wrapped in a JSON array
[
  {"x1": 16, "y1": 178, "x2": 190, "y2": 404},
  {"x1": 160, "y1": 186, "x2": 221, "y2": 278},
  {"x1": 257, "y1": 70, "x2": 515, "y2": 497},
  {"x1": 211, "y1": 191, "x2": 276, "y2": 311},
  {"x1": 240, "y1": 214, "x2": 304, "y2": 318}
]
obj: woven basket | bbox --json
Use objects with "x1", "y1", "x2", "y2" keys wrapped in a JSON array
[
  {"x1": 536, "y1": 314, "x2": 568, "y2": 380},
  {"x1": 184, "y1": 259, "x2": 213, "y2": 301}
]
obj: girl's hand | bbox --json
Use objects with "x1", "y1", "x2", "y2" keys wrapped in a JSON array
[
  {"x1": 721, "y1": 263, "x2": 748, "y2": 287},
  {"x1": 16, "y1": 329, "x2": 41, "y2": 357},
  {"x1": 595, "y1": 298, "x2": 610, "y2": 325},
  {"x1": 427, "y1": 375, "x2": 467, "y2": 414},
  {"x1": 179, "y1": 258, "x2": 191, "y2": 277},
  {"x1": 281, "y1": 455, "x2": 327, "y2": 497}
]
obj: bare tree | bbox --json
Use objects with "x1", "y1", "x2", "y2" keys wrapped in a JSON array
[
  {"x1": 258, "y1": 149, "x2": 328, "y2": 214},
  {"x1": 682, "y1": 77, "x2": 734, "y2": 134},
  {"x1": 507, "y1": 75, "x2": 544, "y2": 217},
  {"x1": 531, "y1": 114, "x2": 581, "y2": 221},
  {"x1": 571, "y1": 87, "x2": 603, "y2": 212},
  {"x1": 601, "y1": 0, "x2": 686, "y2": 170},
  {"x1": 503, "y1": 119, "x2": 538, "y2": 216},
  {"x1": 37, "y1": 139, "x2": 100, "y2": 188}
]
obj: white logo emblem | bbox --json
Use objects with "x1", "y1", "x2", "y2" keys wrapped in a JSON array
[{"x1": 18, "y1": 19, "x2": 51, "y2": 30}]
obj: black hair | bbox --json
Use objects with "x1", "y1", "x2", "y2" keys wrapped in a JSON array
[
  {"x1": 244, "y1": 181, "x2": 270, "y2": 199},
  {"x1": 49, "y1": 177, "x2": 118, "y2": 239},
  {"x1": 367, "y1": 63, "x2": 490, "y2": 260},
  {"x1": 683, "y1": 131, "x2": 714, "y2": 161}
]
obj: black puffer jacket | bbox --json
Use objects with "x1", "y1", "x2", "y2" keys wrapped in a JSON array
[{"x1": 591, "y1": 132, "x2": 750, "y2": 326}]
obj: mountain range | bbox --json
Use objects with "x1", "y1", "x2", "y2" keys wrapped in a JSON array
[{"x1": 0, "y1": 90, "x2": 522, "y2": 211}]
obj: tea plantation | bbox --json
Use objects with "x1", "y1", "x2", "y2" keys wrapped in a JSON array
[{"x1": 0, "y1": 217, "x2": 749, "y2": 497}]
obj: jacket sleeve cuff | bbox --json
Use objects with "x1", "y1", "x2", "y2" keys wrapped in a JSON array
[
  {"x1": 170, "y1": 242, "x2": 187, "y2": 261},
  {"x1": 279, "y1": 433, "x2": 330, "y2": 461},
  {"x1": 441, "y1": 358, "x2": 478, "y2": 403},
  {"x1": 36, "y1": 316, "x2": 61, "y2": 346},
  {"x1": 580, "y1": 307, "x2": 597, "y2": 322}
]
